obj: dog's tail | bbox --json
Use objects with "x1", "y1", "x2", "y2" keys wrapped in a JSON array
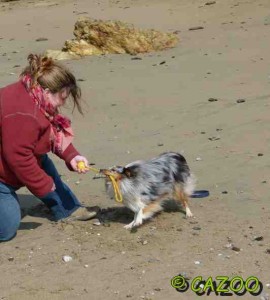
[{"x1": 183, "y1": 173, "x2": 196, "y2": 196}]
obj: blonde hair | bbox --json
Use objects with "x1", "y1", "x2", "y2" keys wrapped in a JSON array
[{"x1": 21, "y1": 54, "x2": 82, "y2": 114}]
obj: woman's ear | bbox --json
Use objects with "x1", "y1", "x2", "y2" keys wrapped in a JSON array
[{"x1": 43, "y1": 88, "x2": 50, "y2": 100}]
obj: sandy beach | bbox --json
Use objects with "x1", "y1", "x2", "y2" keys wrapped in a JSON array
[{"x1": 1, "y1": 0, "x2": 270, "y2": 299}]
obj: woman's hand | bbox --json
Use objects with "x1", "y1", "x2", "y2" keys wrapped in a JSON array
[{"x1": 70, "y1": 155, "x2": 89, "y2": 173}]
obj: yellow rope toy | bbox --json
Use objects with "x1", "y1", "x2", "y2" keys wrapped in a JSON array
[{"x1": 77, "y1": 161, "x2": 123, "y2": 203}]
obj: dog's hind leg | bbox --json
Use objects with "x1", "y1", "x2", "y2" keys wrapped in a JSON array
[
  {"x1": 174, "y1": 185, "x2": 193, "y2": 218},
  {"x1": 142, "y1": 201, "x2": 163, "y2": 221}
]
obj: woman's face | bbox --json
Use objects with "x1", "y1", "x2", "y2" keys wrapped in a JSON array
[{"x1": 44, "y1": 87, "x2": 70, "y2": 109}]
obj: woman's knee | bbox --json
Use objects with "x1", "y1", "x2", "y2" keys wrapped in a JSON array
[
  {"x1": 0, "y1": 191, "x2": 21, "y2": 242},
  {"x1": 0, "y1": 219, "x2": 20, "y2": 241}
]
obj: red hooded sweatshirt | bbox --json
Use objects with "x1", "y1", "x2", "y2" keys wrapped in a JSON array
[{"x1": 0, "y1": 81, "x2": 80, "y2": 197}]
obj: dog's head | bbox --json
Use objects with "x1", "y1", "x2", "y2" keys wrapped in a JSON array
[{"x1": 99, "y1": 165, "x2": 138, "y2": 180}]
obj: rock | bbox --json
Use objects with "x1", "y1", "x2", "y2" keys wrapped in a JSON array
[
  {"x1": 62, "y1": 255, "x2": 73, "y2": 262},
  {"x1": 189, "y1": 26, "x2": 204, "y2": 31},
  {"x1": 92, "y1": 219, "x2": 101, "y2": 226},
  {"x1": 36, "y1": 37, "x2": 48, "y2": 42},
  {"x1": 253, "y1": 236, "x2": 264, "y2": 241},
  {"x1": 208, "y1": 136, "x2": 221, "y2": 141},
  {"x1": 205, "y1": 1, "x2": 216, "y2": 5},
  {"x1": 49, "y1": 17, "x2": 179, "y2": 60},
  {"x1": 236, "y1": 99, "x2": 246, "y2": 103},
  {"x1": 231, "y1": 246, "x2": 241, "y2": 252},
  {"x1": 208, "y1": 97, "x2": 218, "y2": 102}
]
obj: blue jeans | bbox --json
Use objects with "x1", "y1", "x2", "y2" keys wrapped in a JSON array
[{"x1": 0, "y1": 154, "x2": 82, "y2": 242}]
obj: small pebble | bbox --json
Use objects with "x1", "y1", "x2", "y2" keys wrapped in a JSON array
[
  {"x1": 92, "y1": 219, "x2": 101, "y2": 226},
  {"x1": 236, "y1": 99, "x2": 246, "y2": 103},
  {"x1": 231, "y1": 246, "x2": 241, "y2": 252},
  {"x1": 35, "y1": 37, "x2": 48, "y2": 42},
  {"x1": 159, "y1": 61, "x2": 166, "y2": 65},
  {"x1": 258, "y1": 153, "x2": 264, "y2": 157},
  {"x1": 62, "y1": 255, "x2": 73, "y2": 262},
  {"x1": 189, "y1": 26, "x2": 204, "y2": 31},
  {"x1": 194, "y1": 260, "x2": 201, "y2": 265},
  {"x1": 208, "y1": 136, "x2": 220, "y2": 141},
  {"x1": 208, "y1": 97, "x2": 218, "y2": 102},
  {"x1": 205, "y1": 1, "x2": 216, "y2": 5},
  {"x1": 199, "y1": 283, "x2": 205, "y2": 289},
  {"x1": 222, "y1": 191, "x2": 228, "y2": 194},
  {"x1": 254, "y1": 236, "x2": 264, "y2": 241}
]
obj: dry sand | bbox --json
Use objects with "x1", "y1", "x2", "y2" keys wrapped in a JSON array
[{"x1": 1, "y1": 0, "x2": 270, "y2": 299}]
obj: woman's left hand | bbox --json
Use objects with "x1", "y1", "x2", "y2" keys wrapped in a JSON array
[{"x1": 70, "y1": 155, "x2": 89, "y2": 173}]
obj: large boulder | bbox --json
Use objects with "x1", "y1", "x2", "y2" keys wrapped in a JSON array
[{"x1": 46, "y1": 17, "x2": 179, "y2": 60}]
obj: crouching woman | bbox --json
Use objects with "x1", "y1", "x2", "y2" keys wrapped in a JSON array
[{"x1": 0, "y1": 54, "x2": 96, "y2": 242}]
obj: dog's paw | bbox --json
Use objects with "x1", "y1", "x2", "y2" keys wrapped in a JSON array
[
  {"x1": 124, "y1": 221, "x2": 135, "y2": 229},
  {"x1": 186, "y1": 207, "x2": 193, "y2": 218}
]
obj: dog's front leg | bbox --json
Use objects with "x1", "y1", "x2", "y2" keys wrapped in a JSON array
[
  {"x1": 124, "y1": 200, "x2": 145, "y2": 229},
  {"x1": 124, "y1": 209, "x2": 144, "y2": 229}
]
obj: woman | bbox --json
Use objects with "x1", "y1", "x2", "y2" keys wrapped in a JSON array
[{"x1": 0, "y1": 54, "x2": 96, "y2": 242}]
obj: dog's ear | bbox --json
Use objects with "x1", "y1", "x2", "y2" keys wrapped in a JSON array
[{"x1": 123, "y1": 166, "x2": 138, "y2": 178}]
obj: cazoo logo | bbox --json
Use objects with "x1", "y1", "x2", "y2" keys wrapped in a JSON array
[{"x1": 171, "y1": 275, "x2": 263, "y2": 296}]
